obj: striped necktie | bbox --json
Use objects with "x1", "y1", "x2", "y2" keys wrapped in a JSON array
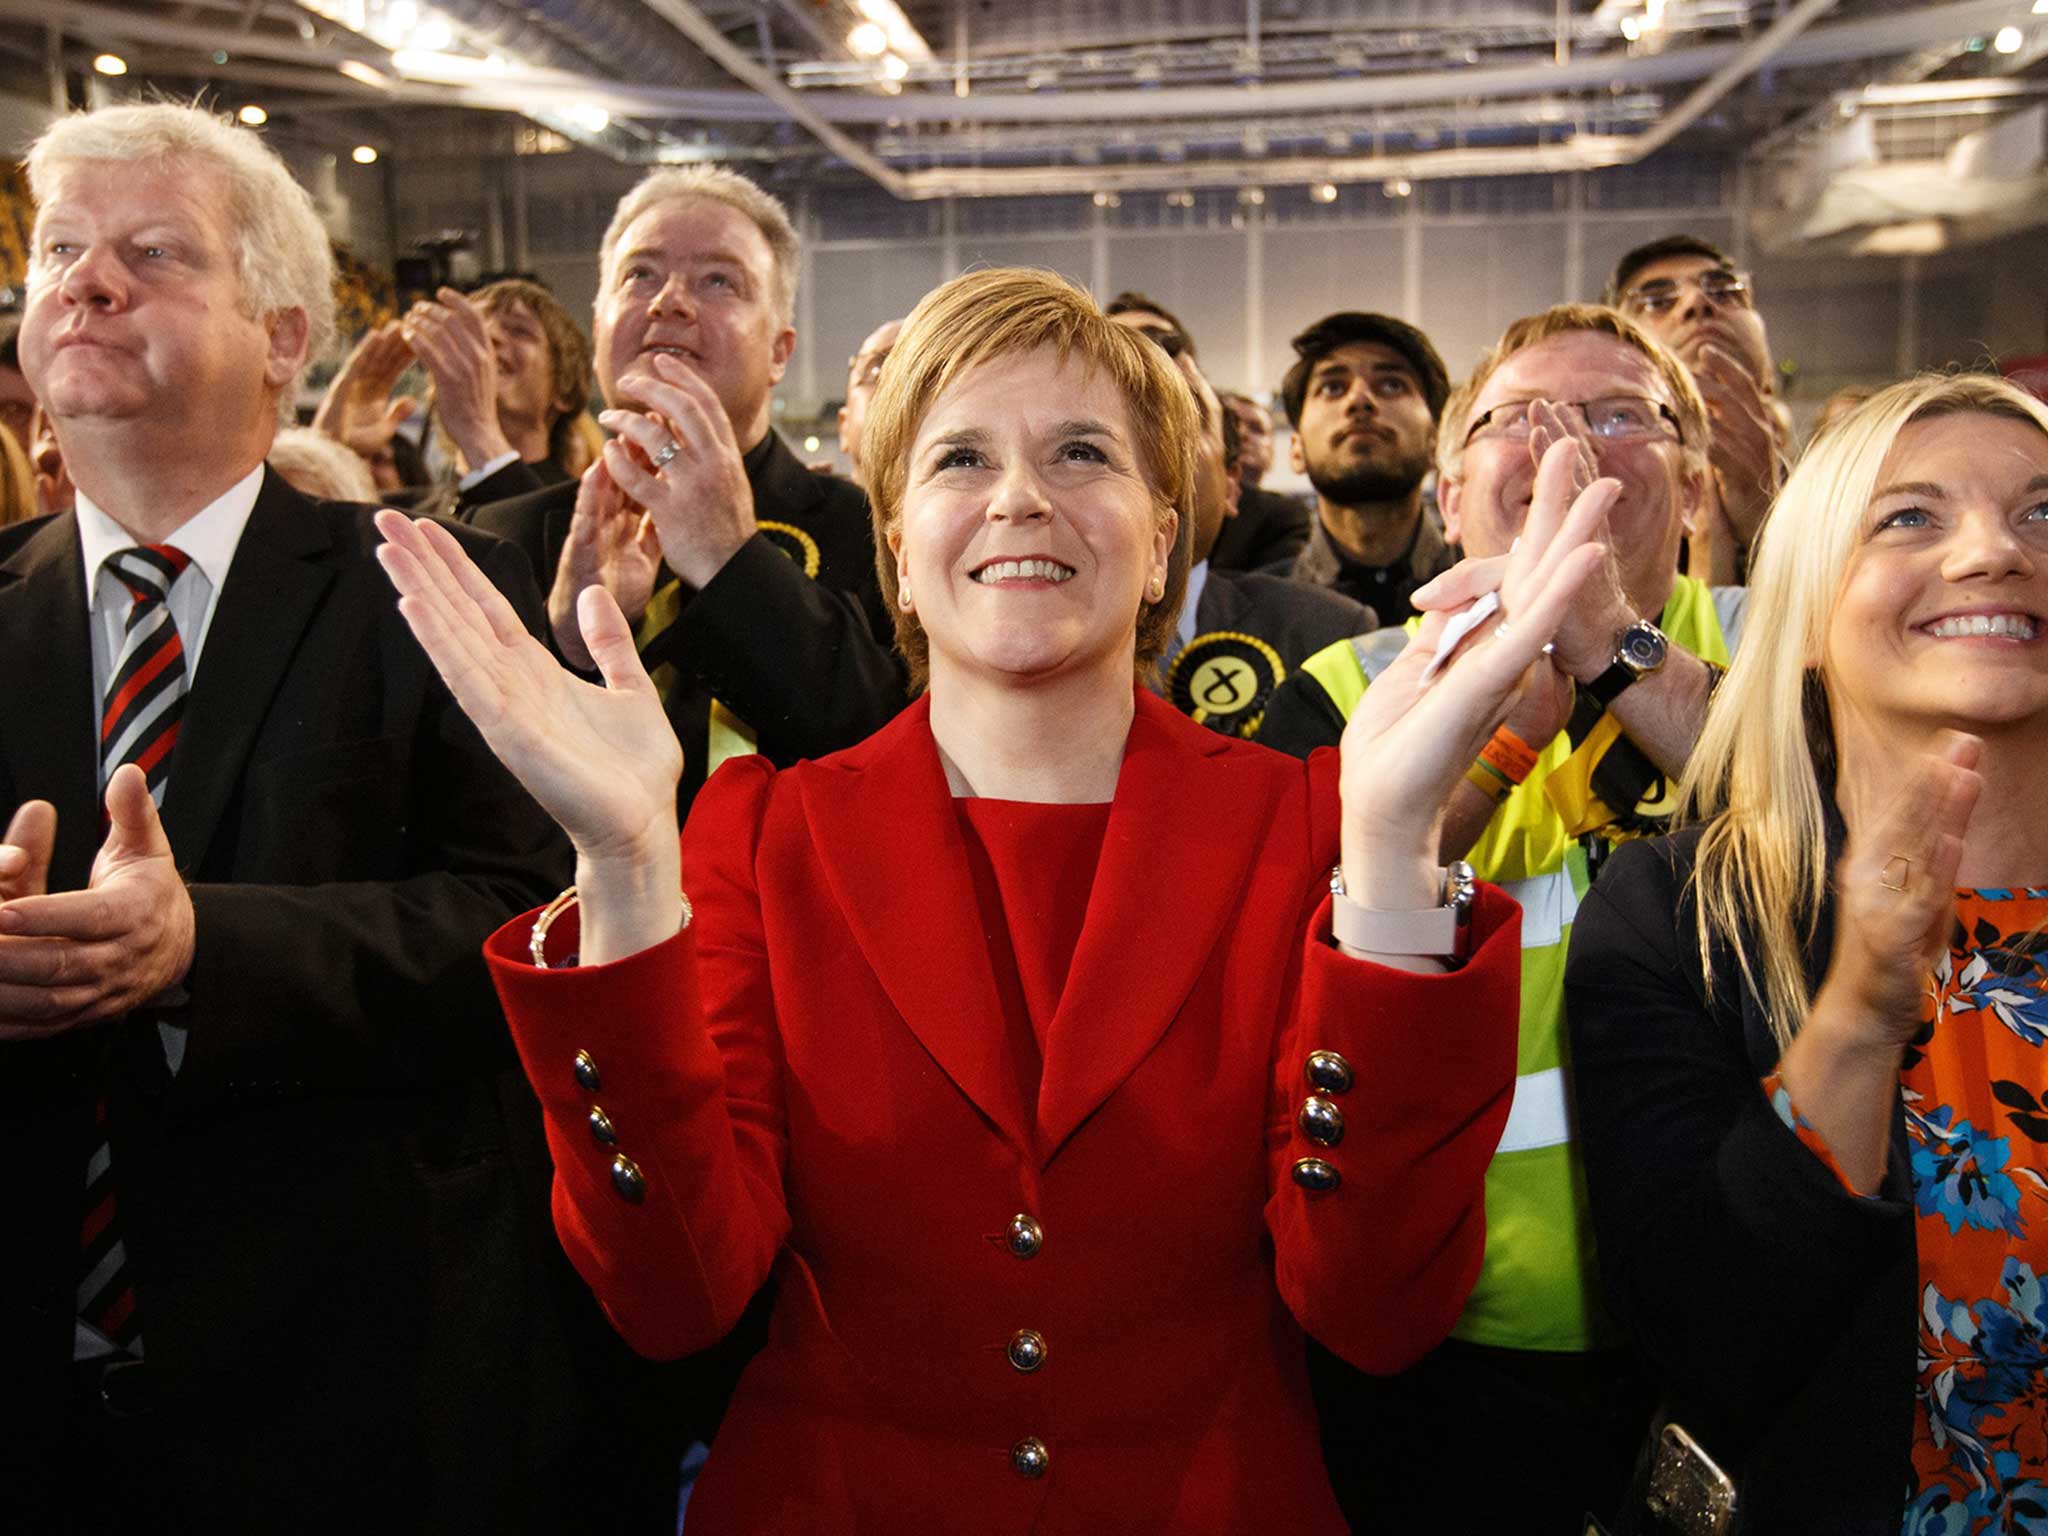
[
  {"x1": 78, "y1": 543, "x2": 191, "y2": 1361},
  {"x1": 100, "y1": 544, "x2": 193, "y2": 804}
]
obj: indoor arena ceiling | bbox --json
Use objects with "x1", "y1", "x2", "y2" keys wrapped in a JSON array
[{"x1": 3, "y1": 0, "x2": 2046, "y2": 201}]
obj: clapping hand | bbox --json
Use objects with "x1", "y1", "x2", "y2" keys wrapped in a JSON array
[
  {"x1": 548, "y1": 462, "x2": 664, "y2": 672},
  {"x1": 0, "y1": 767, "x2": 195, "y2": 1037},
  {"x1": 1336, "y1": 436, "x2": 1614, "y2": 913},
  {"x1": 403, "y1": 288, "x2": 515, "y2": 475},
  {"x1": 375, "y1": 511, "x2": 686, "y2": 963},
  {"x1": 1685, "y1": 339, "x2": 1786, "y2": 549},
  {"x1": 313, "y1": 322, "x2": 419, "y2": 490},
  {"x1": 600, "y1": 354, "x2": 757, "y2": 592},
  {"x1": 1821, "y1": 732, "x2": 1983, "y2": 1045}
]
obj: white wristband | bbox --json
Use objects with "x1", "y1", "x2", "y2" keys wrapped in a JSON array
[{"x1": 1328, "y1": 862, "x2": 1475, "y2": 961}]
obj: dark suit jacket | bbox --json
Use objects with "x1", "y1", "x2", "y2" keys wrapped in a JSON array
[
  {"x1": 1159, "y1": 567, "x2": 1372, "y2": 740},
  {"x1": 483, "y1": 691, "x2": 1524, "y2": 1533},
  {"x1": 1566, "y1": 828, "x2": 1917, "y2": 1535},
  {"x1": 468, "y1": 430, "x2": 907, "y2": 811},
  {"x1": 1210, "y1": 483, "x2": 1312, "y2": 574},
  {"x1": 0, "y1": 472, "x2": 649, "y2": 1532}
]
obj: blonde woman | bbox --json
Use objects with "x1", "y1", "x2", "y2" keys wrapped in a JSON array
[{"x1": 1567, "y1": 373, "x2": 2048, "y2": 1534}]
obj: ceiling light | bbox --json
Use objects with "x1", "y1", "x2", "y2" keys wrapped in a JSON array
[
  {"x1": 238, "y1": 104, "x2": 268, "y2": 125},
  {"x1": 881, "y1": 52, "x2": 910, "y2": 81},
  {"x1": 848, "y1": 22, "x2": 888, "y2": 57},
  {"x1": 804, "y1": 435, "x2": 821, "y2": 453},
  {"x1": 1994, "y1": 26, "x2": 2024, "y2": 53},
  {"x1": 1619, "y1": 16, "x2": 1642, "y2": 41},
  {"x1": 1383, "y1": 178, "x2": 1412, "y2": 198},
  {"x1": 1166, "y1": 190, "x2": 1195, "y2": 208},
  {"x1": 338, "y1": 60, "x2": 393, "y2": 89},
  {"x1": 1311, "y1": 182, "x2": 1338, "y2": 203},
  {"x1": 566, "y1": 103, "x2": 610, "y2": 133},
  {"x1": 351, "y1": 144, "x2": 379, "y2": 164},
  {"x1": 93, "y1": 53, "x2": 127, "y2": 76},
  {"x1": 1237, "y1": 187, "x2": 1266, "y2": 206}
]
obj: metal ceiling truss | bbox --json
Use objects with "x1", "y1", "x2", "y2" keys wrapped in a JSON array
[{"x1": 8, "y1": 0, "x2": 2039, "y2": 200}]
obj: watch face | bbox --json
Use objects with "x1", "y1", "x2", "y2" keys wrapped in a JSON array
[{"x1": 1620, "y1": 624, "x2": 1667, "y2": 672}]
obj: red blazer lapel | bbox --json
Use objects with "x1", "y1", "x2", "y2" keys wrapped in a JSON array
[
  {"x1": 798, "y1": 696, "x2": 1035, "y2": 1156},
  {"x1": 1036, "y1": 692, "x2": 1281, "y2": 1163}
]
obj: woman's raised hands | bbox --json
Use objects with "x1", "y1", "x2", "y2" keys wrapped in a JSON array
[{"x1": 374, "y1": 511, "x2": 683, "y2": 868}]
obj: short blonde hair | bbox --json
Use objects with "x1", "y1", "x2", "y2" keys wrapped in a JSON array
[
  {"x1": 1683, "y1": 372, "x2": 2048, "y2": 1044},
  {"x1": 598, "y1": 166, "x2": 798, "y2": 326},
  {"x1": 862, "y1": 268, "x2": 1198, "y2": 691},
  {"x1": 27, "y1": 102, "x2": 337, "y2": 386},
  {"x1": 1437, "y1": 303, "x2": 1708, "y2": 483},
  {"x1": 267, "y1": 425, "x2": 377, "y2": 503}
]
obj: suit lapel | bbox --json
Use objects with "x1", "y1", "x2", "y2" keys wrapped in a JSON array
[
  {"x1": 799, "y1": 697, "x2": 1035, "y2": 1155},
  {"x1": 0, "y1": 516, "x2": 105, "y2": 888},
  {"x1": 158, "y1": 471, "x2": 337, "y2": 870},
  {"x1": 1036, "y1": 693, "x2": 1275, "y2": 1162},
  {"x1": 752, "y1": 430, "x2": 823, "y2": 522}
]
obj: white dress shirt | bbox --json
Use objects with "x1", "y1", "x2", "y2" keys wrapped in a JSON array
[
  {"x1": 73, "y1": 464, "x2": 263, "y2": 1081},
  {"x1": 75, "y1": 464, "x2": 264, "y2": 737}
]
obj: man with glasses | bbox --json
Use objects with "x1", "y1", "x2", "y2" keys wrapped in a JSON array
[
  {"x1": 1608, "y1": 234, "x2": 1789, "y2": 581},
  {"x1": 1258, "y1": 305, "x2": 1747, "y2": 1535},
  {"x1": 835, "y1": 316, "x2": 902, "y2": 487},
  {"x1": 1281, "y1": 311, "x2": 1456, "y2": 625}
]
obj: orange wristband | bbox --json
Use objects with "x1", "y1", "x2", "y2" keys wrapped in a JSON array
[{"x1": 1479, "y1": 726, "x2": 1541, "y2": 786}]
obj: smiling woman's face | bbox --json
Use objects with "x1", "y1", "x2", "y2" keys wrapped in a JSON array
[
  {"x1": 892, "y1": 345, "x2": 1174, "y2": 692},
  {"x1": 1825, "y1": 410, "x2": 2048, "y2": 751}
]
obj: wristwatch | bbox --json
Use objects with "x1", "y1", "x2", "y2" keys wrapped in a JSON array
[
  {"x1": 1584, "y1": 619, "x2": 1669, "y2": 707},
  {"x1": 1330, "y1": 861, "x2": 1476, "y2": 963}
]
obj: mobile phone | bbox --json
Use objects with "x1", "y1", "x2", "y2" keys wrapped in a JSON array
[{"x1": 1644, "y1": 1422, "x2": 1737, "y2": 1536}]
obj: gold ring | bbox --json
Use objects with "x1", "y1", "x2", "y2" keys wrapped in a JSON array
[{"x1": 1879, "y1": 854, "x2": 1911, "y2": 893}]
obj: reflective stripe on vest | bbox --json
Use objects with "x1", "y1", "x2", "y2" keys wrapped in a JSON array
[{"x1": 1495, "y1": 1065, "x2": 1572, "y2": 1155}]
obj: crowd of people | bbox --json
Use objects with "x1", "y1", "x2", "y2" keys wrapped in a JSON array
[{"x1": 1, "y1": 97, "x2": 2044, "y2": 1536}]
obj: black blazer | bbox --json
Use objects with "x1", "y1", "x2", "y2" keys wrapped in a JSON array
[
  {"x1": 468, "y1": 429, "x2": 907, "y2": 810},
  {"x1": 1161, "y1": 567, "x2": 1372, "y2": 740},
  {"x1": 1210, "y1": 484, "x2": 1312, "y2": 574},
  {"x1": 0, "y1": 473, "x2": 658, "y2": 1531},
  {"x1": 1566, "y1": 827, "x2": 1918, "y2": 1535}
]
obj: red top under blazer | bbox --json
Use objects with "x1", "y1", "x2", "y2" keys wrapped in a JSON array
[{"x1": 486, "y1": 689, "x2": 1520, "y2": 1535}]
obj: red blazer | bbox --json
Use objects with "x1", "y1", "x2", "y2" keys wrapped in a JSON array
[{"x1": 488, "y1": 690, "x2": 1520, "y2": 1535}]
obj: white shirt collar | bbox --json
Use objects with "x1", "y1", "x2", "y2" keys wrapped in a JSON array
[
  {"x1": 1176, "y1": 559, "x2": 1210, "y2": 649},
  {"x1": 76, "y1": 464, "x2": 266, "y2": 600}
]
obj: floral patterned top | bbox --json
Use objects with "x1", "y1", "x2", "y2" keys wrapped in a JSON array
[{"x1": 1763, "y1": 888, "x2": 2048, "y2": 1536}]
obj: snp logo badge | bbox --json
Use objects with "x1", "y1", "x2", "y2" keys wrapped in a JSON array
[
  {"x1": 756, "y1": 520, "x2": 822, "y2": 579},
  {"x1": 1167, "y1": 631, "x2": 1285, "y2": 739}
]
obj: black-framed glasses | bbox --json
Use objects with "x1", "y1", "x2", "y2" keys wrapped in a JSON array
[
  {"x1": 1462, "y1": 395, "x2": 1684, "y2": 448},
  {"x1": 1620, "y1": 268, "x2": 1753, "y2": 318}
]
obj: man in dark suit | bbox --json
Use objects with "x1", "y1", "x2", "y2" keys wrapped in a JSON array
[
  {"x1": 1156, "y1": 354, "x2": 1372, "y2": 740},
  {"x1": 1213, "y1": 390, "x2": 1313, "y2": 574},
  {"x1": 467, "y1": 166, "x2": 906, "y2": 813},
  {"x1": 0, "y1": 101, "x2": 622, "y2": 1533}
]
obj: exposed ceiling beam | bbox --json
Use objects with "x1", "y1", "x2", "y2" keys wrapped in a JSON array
[
  {"x1": 629, "y1": 0, "x2": 910, "y2": 193},
  {"x1": 0, "y1": 0, "x2": 385, "y2": 67}
]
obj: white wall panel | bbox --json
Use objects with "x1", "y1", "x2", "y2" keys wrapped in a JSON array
[
  {"x1": 1258, "y1": 224, "x2": 1408, "y2": 400},
  {"x1": 807, "y1": 243, "x2": 948, "y2": 407},
  {"x1": 1108, "y1": 230, "x2": 1252, "y2": 394},
  {"x1": 1418, "y1": 221, "x2": 1570, "y2": 382}
]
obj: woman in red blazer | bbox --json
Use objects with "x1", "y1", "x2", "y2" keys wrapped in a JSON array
[{"x1": 375, "y1": 267, "x2": 1618, "y2": 1532}]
